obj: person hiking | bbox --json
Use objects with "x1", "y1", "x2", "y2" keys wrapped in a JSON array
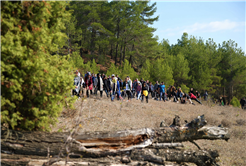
[
  {"x1": 240, "y1": 97, "x2": 245, "y2": 109},
  {"x1": 136, "y1": 81, "x2": 142, "y2": 100},
  {"x1": 189, "y1": 92, "x2": 202, "y2": 105},
  {"x1": 79, "y1": 76, "x2": 85, "y2": 97},
  {"x1": 107, "y1": 76, "x2": 113, "y2": 98},
  {"x1": 159, "y1": 82, "x2": 166, "y2": 102},
  {"x1": 189, "y1": 88, "x2": 194, "y2": 94},
  {"x1": 96, "y1": 73, "x2": 104, "y2": 98},
  {"x1": 154, "y1": 81, "x2": 159, "y2": 100},
  {"x1": 182, "y1": 93, "x2": 195, "y2": 105},
  {"x1": 203, "y1": 91, "x2": 208, "y2": 101},
  {"x1": 176, "y1": 88, "x2": 183, "y2": 101},
  {"x1": 73, "y1": 71, "x2": 80, "y2": 96},
  {"x1": 123, "y1": 77, "x2": 131, "y2": 101},
  {"x1": 167, "y1": 86, "x2": 172, "y2": 100},
  {"x1": 149, "y1": 82, "x2": 154, "y2": 98},
  {"x1": 195, "y1": 90, "x2": 201, "y2": 100},
  {"x1": 103, "y1": 76, "x2": 109, "y2": 97},
  {"x1": 141, "y1": 81, "x2": 149, "y2": 103},
  {"x1": 84, "y1": 72, "x2": 93, "y2": 98},
  {"x1": 93, "y1": 74, "x2": 98, "y2": 95},
  {"x1": 111, "y1": 74, "x2": 122, "y2": 101},
  {"x1": 132, "y1": 79, "x2": 138, "y2": 98},
  {"x1": 110, "y1": 74, "x2": 117, "y2": 101}
]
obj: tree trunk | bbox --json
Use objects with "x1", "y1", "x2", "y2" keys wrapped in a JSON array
[
  {"x1": 119, "y1": 43, "x2": 123, "y2": 66},
  {"x1": 115, "y1": 18, "x2": 120, "y2": 66},
  {"x1": 129, "y1": 43, "x2": 134, "y2": 65},
  {"x1": 123, "y1": 41, "x2": 126, "y2": 62},
  {"x1": 90, "y1": 27, "x2": 96, "y2": 59},
  {"x1": 110, "y1": 44, "x2": 113, "y2": 60},
  {"x1": 1, "y1": 115, "x2": 230, "y2": 166}
]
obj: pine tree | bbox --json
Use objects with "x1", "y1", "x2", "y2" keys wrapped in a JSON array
[
  {"x1": 150, "y1": 59, "x2": 174, "y2": 86},
  {"x1": 106, "y1": 62, "x2": 121, "y2": 76},
  {"x1": 120, "y1": 59, "x2": 137, "y2": 80},
  {"x1": 1, "y1": 1, "x2": 75, "y2": 131},
  {"x1": 170, "y1": 53, "x2": 190, "y2": 86},
  {"x1": 140, "y1": 59, "x2": 151, "y2": 81}
]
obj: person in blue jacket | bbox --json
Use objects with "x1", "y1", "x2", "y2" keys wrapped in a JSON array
[{"x1": 159, "y1": 82, "x2": 166, "y2": 102}]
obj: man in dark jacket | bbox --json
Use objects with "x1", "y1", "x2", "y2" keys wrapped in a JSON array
[
  {"x1": 203, "y1": 91, "x2": 208, "y2": 101},
  {"x1": 103, "y1": 76, "x2": 109, "y2": 97},
  {"x1": 153, "y1": 81, "x2": 159, "y2": 100},
  {"x1": 132, "y1": 79, "x2": 138, "y2": 98},
  {"x1": 195, "y1": 90, "x2": 201, "y2": 100},
  {"x1": 240, "y1": 97, "x2": 246, "y2": 109}
]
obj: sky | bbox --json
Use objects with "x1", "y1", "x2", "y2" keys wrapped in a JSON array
[{"x1": 150, "y1": 1, "x2": 245, "y2": 53}]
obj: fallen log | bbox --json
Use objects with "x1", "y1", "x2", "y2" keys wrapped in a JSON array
[{"x1": 1, "y1": 115, "x2": 230, "y2": 165}]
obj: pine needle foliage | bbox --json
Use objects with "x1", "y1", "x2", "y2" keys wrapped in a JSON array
[{"x1": 1, "y1": 1, "x2": 76, "y2": 131}]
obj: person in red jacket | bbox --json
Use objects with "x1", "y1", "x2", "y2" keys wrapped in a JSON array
[{"x1": 189, "y1": 92, "x2": 202, "y2": 105}]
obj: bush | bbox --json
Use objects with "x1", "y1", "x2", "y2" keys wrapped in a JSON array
[
  {"x1": 230, "y1": 96, "x2": 240, "y2": 108},
  {"x1": 1, "y1": 1, "x2": 76, "y2": 131},
  {"x1": 106, "y1": 62, "x2": 121, "y2": 77}
]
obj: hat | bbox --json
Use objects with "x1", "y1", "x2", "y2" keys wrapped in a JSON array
[{"x1": 112, "y1": 74, "x2": 115, "y2": 77}]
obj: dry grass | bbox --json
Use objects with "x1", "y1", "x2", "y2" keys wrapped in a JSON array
[{"x1": 52, "y1": 95, "x2": 246, "y2": 166}]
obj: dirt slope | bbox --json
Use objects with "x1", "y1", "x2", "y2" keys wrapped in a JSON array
[{"x1": 52, "y1": 95, "x2": 246, "y2": 166}]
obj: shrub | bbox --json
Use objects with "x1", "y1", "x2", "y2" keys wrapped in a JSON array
[
  {"x1": 230, "y1": 97, "x2": 240, "y2": 108},
  {"x1": 1, "y1": 1, "x2": 76, "y2": 131},
  {"x1": 106, "y1": 62, "x2": 121, "y2": 77}
]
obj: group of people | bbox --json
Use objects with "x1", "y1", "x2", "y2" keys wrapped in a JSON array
[{"x1": 73, "y1": 70, "x2": 206, "y2": 105}]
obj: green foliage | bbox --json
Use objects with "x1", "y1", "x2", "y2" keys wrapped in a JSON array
[
  {"x1": 70, "y1": 51, "x2": 85, "y2": 72},
  {"x1": 106, "y1": 62, "x2": 121, "y2": 76},
  {"x1": 120, "y1": 59, "x2": 137, "y2": 80},
  {"x1": 230, "y1": 97, "x2": 240, "y2": 108},
  {"x1": 140, "y1": 59, "x2": 151, "y2": 81},
  {"x1": 1, "y1": 1, "x2": 76, "y2": 131},
  {"x1": 170, "y1": 53, "x2": 190, "y2": 86},
  {"x1": 150, "y1": 59, "x2": 174, "y2": 86},
  {"x1": 84, "y1": 59, "x2": 100, "y2": 74},
  {"x1": 180, "y1": 84, "x2": 190, "y2": 94}
]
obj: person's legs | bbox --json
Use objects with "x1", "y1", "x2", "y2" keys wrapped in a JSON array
[
  {"x1": 159, "y1": 92, "x2": 163, "y2": 101},
  {"x1": 118, "y1": 90, "x2": 123, "y2": 100},
  {"x1": 111, "y1": 91, "x2": 115, "y2": 101},
  {"x1": 163, "y1": 93, "x2": 166, "y2": 102},
  {"x1": 141, "y1": 95, "x2": 144, "y2": 102},
  {"x1": 86, "y1": 89, "x2": 89, "y2": 97},
  {"x1": 193, "y1": 98, "x2": 202, "y2": 105},
  {"x1": 137, "y1": 91, "x2": 141, "y2": 100},
  {"x1": 126, "y1": 91, "x2": 131, "y2": 100},
  {"x1": 94, "y1": 87, "x2": 97, "y2": 95},
  {"x1": 100, "y1": 91, "x2": 103, "y2": 97},
  {"x1": 105, "y1": 89, "x2": 108, "y2": 97},
  {"x1": 146, "y1": 95, "x2": 148, "y2": 103},
  {"x1": 132, "y1": 90, "x2": 135, "y2": 98}
]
